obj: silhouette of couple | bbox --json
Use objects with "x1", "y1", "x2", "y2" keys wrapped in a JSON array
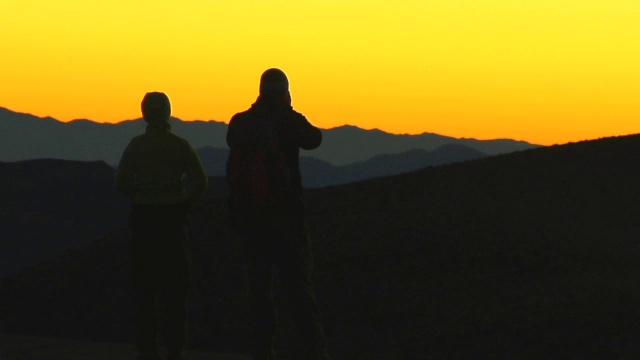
[{"x1": 116, "y1": 69, "x2": 332, "y2": 360}]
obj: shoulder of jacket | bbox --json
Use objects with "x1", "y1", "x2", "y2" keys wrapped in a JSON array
[
  {"x1": 127, "y1": 134, "x2": 146, "y2": 147},
  {"x1": 171, "y1": 133, "x2": 195, "y2": 149},
  {"x1": 289, "y1": 110, "x2": 307, "y2": 122},
  {"x1": 230, "y1": 109, "x2": 253, "y2": 122}
]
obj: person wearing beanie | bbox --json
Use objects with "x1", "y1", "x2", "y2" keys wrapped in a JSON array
[
  {"x1": 226, "y1": 69, "x2": 332, "y2": 360},
  {"x1": 116, "y1": 92, "x2": 208, "y2": 360}
]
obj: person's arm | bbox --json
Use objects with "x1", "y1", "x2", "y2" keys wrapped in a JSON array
[
  {"x1": 115, "y1": 141, "x2": 136, "y2": 199},
  {"x1": 184, "y1": 144, "x2": 208, "y2": 206},
  {"x1": 292, "y1": 113, "x2": 322, "y2": 150}
]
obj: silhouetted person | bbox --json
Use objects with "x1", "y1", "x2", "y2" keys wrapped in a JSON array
[
  {"x1": 116, "y1": 92, "x2": 208, "y2": 360},
  {"x1": 226, "y1": 68, "x2": 332, "y2": 360}
]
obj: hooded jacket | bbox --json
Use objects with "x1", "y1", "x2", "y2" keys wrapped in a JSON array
[
  {"x1": 226, "y1": 95, "x2": 321, "y2": 196},
  {"x1": 116, "y1": 117, "x2": 208, "y2": 205}
]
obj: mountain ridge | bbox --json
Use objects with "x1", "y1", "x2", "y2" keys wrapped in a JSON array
[{"x1": 0, "y1": 106, "x2": 538, "y2": 166}]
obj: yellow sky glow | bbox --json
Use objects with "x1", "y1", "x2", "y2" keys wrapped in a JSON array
[{"x1": 1, "y1": 0, "x2": 639, "y2": 145}]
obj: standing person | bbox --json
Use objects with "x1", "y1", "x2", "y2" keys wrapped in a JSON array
[
  {"x1": 116, "y1": 92, "x2": 208, "y2": 360},
  {"x1": 226, "y1": 68, "x2": 332, "y2": 360}
]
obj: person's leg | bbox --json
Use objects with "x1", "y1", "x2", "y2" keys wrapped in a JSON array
[
  {"x1": 163, "y1": 217, "x2": 191, "y2": 359},
  {"x1": 130, "y1": 206, "x2": 163, "y2": 360},
  {"x1": 242, "y1": 225, "x2": 278, "y2": 360},
  {"x1": 135, "y1": 287, "x2": 161, "y2": 360},
  {"x1": 275, "y1": 221, "x2": 332, "y2": 360},
  {"x1": 164, "y1": 287, "x2": 188, "y2": 360},
  {"x1": 250, "y1": 264, "x2": 277, "y2": 359}
]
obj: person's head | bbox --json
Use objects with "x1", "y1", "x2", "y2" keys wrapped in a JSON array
[
  {"x1": 141, "y1": 92, "x2": 171, "y2": 125},
  {"x1": 259, "y1": 68, "x2": 289, "y2": 103}
]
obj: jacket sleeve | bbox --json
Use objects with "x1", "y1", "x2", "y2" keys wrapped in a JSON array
[
  {"x1": 293, "y1": 113, "x2": 322, "y2": 150},
  {"x1": 115, "y1": 140, "x2": 136, "y2": 199},
  {"x1": 184, "y1": 144, "x2": 208, "y2": 205}
]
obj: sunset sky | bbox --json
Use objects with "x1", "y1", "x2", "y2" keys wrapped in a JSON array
[{"x1": 1, "y1": 0, "x2": 639, "y2": 145}]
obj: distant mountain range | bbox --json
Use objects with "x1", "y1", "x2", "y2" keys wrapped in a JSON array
[
  {"x1": 198, "y1": 144, "x2": 486, "y2": 187},
  {"x1": 309, "y1": 124, "x2": 538, "y2": 165},
  {"x1": 3, "y1": 134, "x2": 640, "y2": 358},
  {"x1": 0, "y1": 106, "x2": 537, "y2": 167}
]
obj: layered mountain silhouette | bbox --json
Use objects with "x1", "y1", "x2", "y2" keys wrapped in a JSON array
[
  {"x1": 198, "y1": 144, "x2": 486, "y2": 187},
  {"x1": 3, "y1": 134, "x2": 640, "y2": 358},
  {"x1": 0, "y1": 107, "x2": 227, "y2": 166},
  {"x1": 0, "y1": 106, "x2": 536, "y2": 167},
  {"x1": 311, "y1": 124, "x2": 537, "y2": 165}
]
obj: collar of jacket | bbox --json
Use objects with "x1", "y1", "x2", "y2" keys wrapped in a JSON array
[
  {"x1": 250, "y1": 95, "x2": 293, "y2": 115},
  {"x1": 145, "y1": 122, "x2": 172, "y2": 132}
]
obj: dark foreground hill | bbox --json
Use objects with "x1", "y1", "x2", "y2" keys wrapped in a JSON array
[
  {"x1": 0, "y1": 334, "x2": 250, "y2": 360},
  {"x1": 3, "y1": 135, "x2": 640, "y2": 358},
  {"x1": 0, "y1": 160, "x2": 129, "y2": 275},
  {"x1": 0, "y1": 159, "x2": 227, "y2": 277}
]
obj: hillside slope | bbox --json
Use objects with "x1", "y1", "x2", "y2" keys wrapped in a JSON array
[
  {"x1": 3, "y1": 135, "x2": 640, "y2": 359},
  {"x1": 0, "y1": 160, "x2": 129, "y2": 275}
]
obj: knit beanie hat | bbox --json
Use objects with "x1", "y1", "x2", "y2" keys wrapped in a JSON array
[
  {"x1": 259, "y1": 68, "x2": 289, "y2": 96},
  {"x1": 141, "y1": 92, "x2": 171, "y2": 124}
]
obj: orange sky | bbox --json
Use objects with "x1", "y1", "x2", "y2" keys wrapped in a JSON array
[{"x1": 1, "y1": 0, "x2": 639, "y2": 145}]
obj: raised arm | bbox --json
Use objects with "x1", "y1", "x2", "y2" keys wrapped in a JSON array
[{"x1": 291, "y1": 113, "x2": 322, "y2": 150}]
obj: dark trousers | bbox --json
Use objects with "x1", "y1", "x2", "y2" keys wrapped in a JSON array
[
  {"x1": 129, "y1": 204, "x2": 190, "y2": 359},
  {"x1": 237, "y1": 210, "x2": 331, "y2": 360}
]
